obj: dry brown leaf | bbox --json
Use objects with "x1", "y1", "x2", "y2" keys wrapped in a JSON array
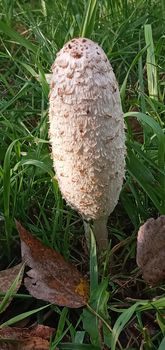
[
  {"x1": 16, "y1": 221, "x2": 89, "y2": 307},
  {"x1": 137, "y1": 215, "x2": 165, "y2": 285},
  {"x1": 0, "y1": 339, "x2": 49, "y2": 350},
  {"x1": 0, "y1": 325, "x2": 56, "y2": 350},
  {"x1": 0, "y1": 263, "x2": 24, "y2": 310},
  {"x1": 0, "y1": 263, "x2": 23, "y2": 295}
]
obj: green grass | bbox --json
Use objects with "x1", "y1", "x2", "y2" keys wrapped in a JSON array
[{"x1": 0, "y1": 0, "x2": 165, "y2": 349}]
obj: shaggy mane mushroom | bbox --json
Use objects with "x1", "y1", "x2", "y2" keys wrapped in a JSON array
[{"x1": 49, "y1": 38, "x2": 125, "y2": 250}]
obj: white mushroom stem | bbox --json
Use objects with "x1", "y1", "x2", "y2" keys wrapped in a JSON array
[
  {"x1": 83, "y1": 217, "x2": 108, "y2": 250},
  {"x1": 93, "y1": 217, "x2": 108, "y2": 250}
]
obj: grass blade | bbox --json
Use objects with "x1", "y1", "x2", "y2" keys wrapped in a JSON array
[
  {"x1": 3, "y1": 140, "x2": 18, "y2": 258},
  {"x1": 158, "y1": 336, "x2": 165, "y2": 350},
  {"x1": 127, "y1": 148, "x2": 163, "y2": 213},
  {"x1": 144, "y1": 24, "x2": 158, "y2": 100},
  {"x1": 0, "y1": 264, "x2": 24, "y2": 314},
  {"x1": 53, "y1": 307, "x2": 68, "y2": 343},
  {"x1": 82, "y1": 279, "x2": 110, "y2": 347},
  {"x1": 124, "y1": 111, "x2": 164, "y2": 141},
  {"x1": 14, "y1": 159, "x2": 54, "y2": 178},
  {"x1": 111, "y1": 302, "x2": 141, "y2": 350},
  {"x1": 125, "y1": 111, "x2": 165, "y2": 212},
  {"x1": 120, "y1": 45, "x2": 148, "y2": 101},
  {"x1": 58, "y1": 345, "x2": 100, "y2": 350},
  {"x1": 0, "y1": 304, "x2": 50, "y2": 328},
  {"x1": 90, "y1": 229, "x2": 98, "y2": 293},
  {"x1": 0, "y1": 20, "x2": 37, "y2": 53},
  {"x1": 80, "y1": 0, "x2": 97, "y2": 38}
]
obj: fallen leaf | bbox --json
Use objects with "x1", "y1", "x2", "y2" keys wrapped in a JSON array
[
  {"x1": 0, "y1": 324, "x2": 56, "y2": 350},
  {"x1": 0, "y1": 264, "x2": 23, "y2": 296},
  {"x1": 0, "y1": 263, "x2": 24, "y2": 311},
  {"x1": 29, "y1": 324, "x2": 54, "y2": 339},
  {"x1": 16, "y1": 221, "x2": 89, "y2": 307},
  {"x1": 137, "y1": 215, "x2": 165, "y2": 285},
  {"x1": 0, "y1": 339, "x2": 49, "y2": 350},
  {"x1": 0, "y1": 324, "x2": 54, "y2": 340}
]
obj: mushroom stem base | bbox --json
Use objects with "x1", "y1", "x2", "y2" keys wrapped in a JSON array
[
  {"x1": 83, "y1": 217, "x2": 109, "y2": 251},
  {"x1": 83, "y1": 219, "x2": 91, "y2": 250},
  {"x1": 93, "y1": 217, "x2": 109, "y2": 250}
]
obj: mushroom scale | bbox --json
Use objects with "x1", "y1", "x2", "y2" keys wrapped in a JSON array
[{"x1": 49, "y1": 38, "x2": 125, "y2": 249}]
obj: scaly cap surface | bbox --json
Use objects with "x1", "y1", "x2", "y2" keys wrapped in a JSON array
[{"x1": 49, "y1": 38, "x2": 125, "y2": 220}]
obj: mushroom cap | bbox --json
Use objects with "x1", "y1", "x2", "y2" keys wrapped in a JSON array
[
  {"x1": 137, "y1": 216, "x2": 165, "y2": 285},
  {"x1": 49, "y1": 38, "x2": 125, "y2": 220}
]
